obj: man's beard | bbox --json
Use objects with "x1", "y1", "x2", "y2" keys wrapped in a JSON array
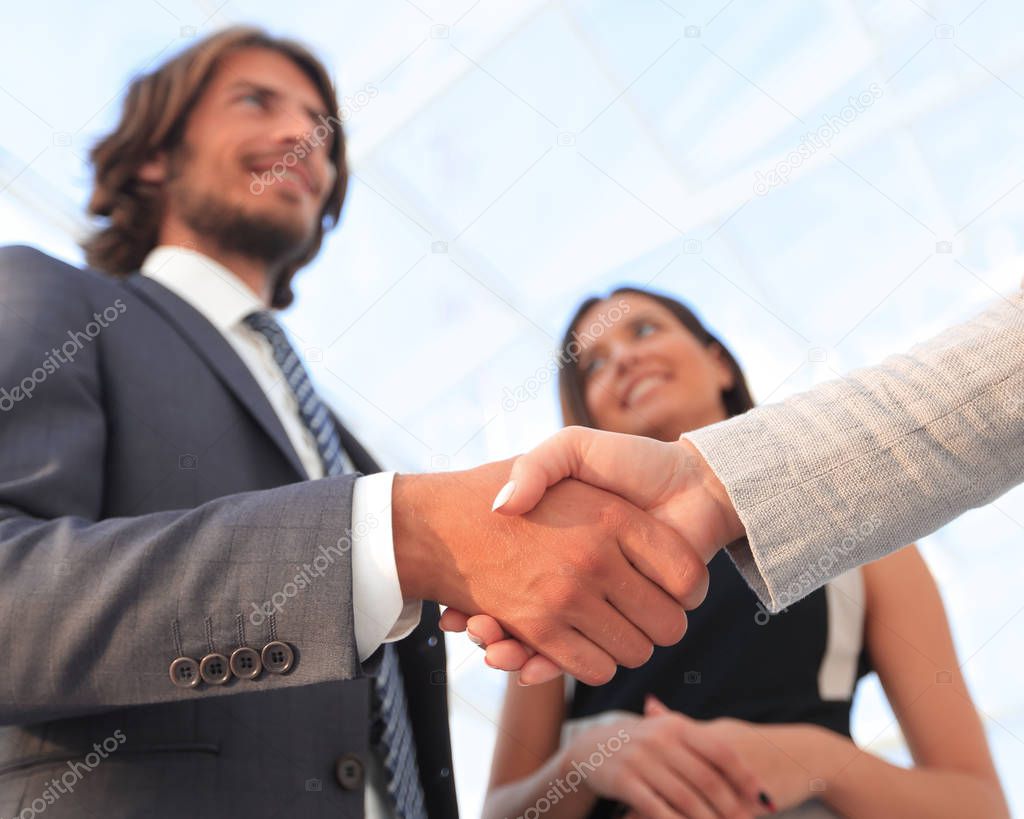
[{"x1": 172, "y1": 181, "x2": 314, "y2": 271}]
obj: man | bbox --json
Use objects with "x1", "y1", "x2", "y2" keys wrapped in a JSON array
[{"x1": 0, "y1": 27, "x2": 708, "y2": 818}]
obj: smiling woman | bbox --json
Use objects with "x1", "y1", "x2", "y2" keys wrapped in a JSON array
[
  {"x1": 82, "y1": 25, "x2": 348, "y2": 309},
  {"x1": 559, "y1": 287, "x2": 754, "y2": 440},
  {"x1": 454, "y1": 284, "x2": 1012, "y2": 819}
]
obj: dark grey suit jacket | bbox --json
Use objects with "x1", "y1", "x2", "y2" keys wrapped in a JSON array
[{"x1": 0, "y1": 245, "x2": 456, "y2": 818}]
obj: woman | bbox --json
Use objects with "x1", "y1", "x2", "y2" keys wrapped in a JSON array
[{"x1": 450, "y1": 287, "x2": 1009, "y2": 818}]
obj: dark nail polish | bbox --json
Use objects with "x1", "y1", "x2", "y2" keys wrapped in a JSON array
[{"x1": 759, "y1": 791, "x2": 777, "y2": 813}]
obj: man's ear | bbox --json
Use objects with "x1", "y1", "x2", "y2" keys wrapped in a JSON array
[{"x1": 137, "y1": 152, "x2": 168, "y2": 184}]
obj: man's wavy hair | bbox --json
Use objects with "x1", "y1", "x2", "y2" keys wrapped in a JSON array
[{"x1": 82, "y1": 26, "x2": 347, "y2": 309}]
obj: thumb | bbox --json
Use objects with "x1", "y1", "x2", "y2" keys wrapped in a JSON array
[
  {"x1": 491, "y1": 427, "x2": 589, "y2": 516},
  {"x1": 643, "y1": 693, "x2": 671, "y2": 717}
]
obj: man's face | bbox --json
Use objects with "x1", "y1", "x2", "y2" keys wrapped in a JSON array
[{"x1": 158, "y1": 47, "x2": 338, "y2": 263}]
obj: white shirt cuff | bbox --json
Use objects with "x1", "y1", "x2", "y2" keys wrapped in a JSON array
[{"x1": 351, "y1": 471, "x2": 423, "y2": 662}]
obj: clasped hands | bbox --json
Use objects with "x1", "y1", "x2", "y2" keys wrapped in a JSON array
[{"x1": 391, "y1": 427, "x2": 744, "y2": 686}]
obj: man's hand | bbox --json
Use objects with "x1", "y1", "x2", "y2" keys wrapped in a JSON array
[
  {"x1": 439, "y1": 427, "x2": 746, "y2": 683},
  {"x1": 392, "y1": 458, "x2": 710, "y2": 685}
]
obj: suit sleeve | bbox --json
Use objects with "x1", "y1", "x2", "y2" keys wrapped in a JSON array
[
  {"x1": 0, "y1": 245, "x2": 363, "y2": 725},
  {"x1": 685, "y1": 286, "x2": 1024, "y2": 612}
]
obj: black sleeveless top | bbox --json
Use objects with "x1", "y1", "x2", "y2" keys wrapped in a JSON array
[{"x1": 565, "y1": 551, "x2": 873, "y2": 819}]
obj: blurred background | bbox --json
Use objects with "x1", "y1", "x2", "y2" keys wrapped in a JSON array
[{"x1": 2, "y1": 0, "x2": 1022, "y2": 814}]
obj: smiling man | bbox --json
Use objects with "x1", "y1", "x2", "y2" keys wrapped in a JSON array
[{"x1": 0, "y1": 26, "x2": 711, "y2": 819}]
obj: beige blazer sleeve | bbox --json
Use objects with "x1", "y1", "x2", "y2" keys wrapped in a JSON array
[{"x1": 685, "y1": 285, "x2": 1024, "y2": 612}]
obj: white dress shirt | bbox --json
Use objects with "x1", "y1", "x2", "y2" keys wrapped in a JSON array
[{"x1": 141, "y1": 245, "x2": 420, "y2": 817}]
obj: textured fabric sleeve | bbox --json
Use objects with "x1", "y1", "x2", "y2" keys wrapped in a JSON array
[{"x1": 685, "y1": 287, "x2": 1024, "y2": 612}]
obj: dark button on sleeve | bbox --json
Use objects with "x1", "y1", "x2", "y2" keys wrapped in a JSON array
[
  {"x1": 260, "y1": 640, "x2": 295, "y2": 674},
  {"x1": 229, "y1": 646, "x2": 262, "y2": 680},
  {"x1": 169, "y1": 656, "x2": 200, "y2": 689},
  {"x1": 199, "y1": 652, "x2": 231, "y2": 685}
]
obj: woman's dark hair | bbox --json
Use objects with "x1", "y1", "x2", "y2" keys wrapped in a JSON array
[
  {"x1": 82, "y1": 25, "x2": 347, "y2": 309},
  {"x1": 558, "y1": 286, "x2": 755, "y2": 428}
]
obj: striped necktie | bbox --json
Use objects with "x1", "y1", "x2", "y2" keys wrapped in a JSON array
[{"x1": 244, "y1": 311, "x2": 427, "y2": 819}]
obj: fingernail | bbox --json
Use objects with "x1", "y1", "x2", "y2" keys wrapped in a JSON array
[
  {"x1": 467, "y1": 632, "x2": 484, "y2": 648},
  {"x1": 759, "y1": 792, "x2": 777, "y2": 813},
  {"x1": 491, "y1": 480, "x2": 516, "y2": 511}
]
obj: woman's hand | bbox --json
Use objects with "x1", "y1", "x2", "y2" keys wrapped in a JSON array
[
  {"x1": 490, "y1": 427, "x2": 742, "y2": 554},
  {"x1": 439, "y1": 608, "x2": 563, "y2": 684},
  {"x1": 645, "y1": 707, "x2": 821, "y2": 815},
  {"x1": 564, "y1": 695, "x2": 774, "y2": 819}
]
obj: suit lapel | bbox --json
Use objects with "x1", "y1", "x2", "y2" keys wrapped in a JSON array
[{"x1": 125, "y1": 274, "x2": 309, "y2": 480}]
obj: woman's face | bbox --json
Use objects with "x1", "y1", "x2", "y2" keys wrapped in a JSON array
[{"x1": 574, "y1": 293, "x2": 736, "y2": 441}]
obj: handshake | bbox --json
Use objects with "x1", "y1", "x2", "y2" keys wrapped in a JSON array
[{"x1": 392, "y1": 427, "x2": 745, "y2": 686}]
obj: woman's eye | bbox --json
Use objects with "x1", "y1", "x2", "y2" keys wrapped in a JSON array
[
  {"x1": 240, "y1": 92, "x2": 266, "y2": 107},
  {"x1": 584, "y1": 357, "x2": 605, "y2": 376},
  {"x1": 636, "y1": 321, "x2": 656, "y2": 338}
]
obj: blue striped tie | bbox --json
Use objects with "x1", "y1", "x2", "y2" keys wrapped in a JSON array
[{"x1": 244, "y1": 311, "x2": 427, "y2": 819}]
